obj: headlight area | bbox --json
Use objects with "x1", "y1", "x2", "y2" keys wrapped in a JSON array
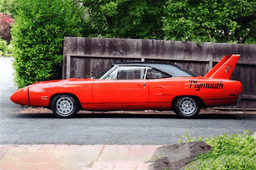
[{"x1": 10, "y1": 86, "x2": 30, "y2": 105}]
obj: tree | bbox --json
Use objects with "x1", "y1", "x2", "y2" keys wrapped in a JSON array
[
  {"x1": 162, "y1": 0, "x2": 256, "y2": 43},
  {"x1": 82, "y1": 0, "x2": 256, "y2": 44},
  {"x1": 12, "y1": 0, "x2": 88, "y2": 88},
  {"x1": 82, "y1": 0, "x2": 166, "y2": 39}
]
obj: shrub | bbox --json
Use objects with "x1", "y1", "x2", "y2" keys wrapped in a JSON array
[
  {"x1": 0, "y1": 13, "x2": 14, "y2": 42},
  {"x1": 0, "y1": 38, "x2": 12, "y2": 56},
  {"x1": 178, "y1": 130, "x2": 256, "y2": 170},
  {"x1": 0, "y1": 38, "x2": 7, "y2": 56},
  {"x1": 11, "y1": 0, "x2": 88, "y2": 88}
]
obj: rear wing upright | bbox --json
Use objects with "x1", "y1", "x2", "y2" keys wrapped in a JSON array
[{"x1": 204, "y1": 54, "x2": 240, "y2": 79}]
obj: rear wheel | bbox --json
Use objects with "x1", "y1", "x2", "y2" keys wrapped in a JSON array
[
  {"x1": 51, "y1": 94, "x2": 79, "y2": 118},
  {"x1": 173, "y1": 96, "x2": 200, "y2": 118}
]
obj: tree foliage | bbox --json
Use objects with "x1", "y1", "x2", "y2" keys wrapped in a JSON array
[
  {"x1": 82, "y1": 0, "x2": 165, "y2": 39},
  {"x1": 0, "y1": 0, "x2": 18, "y2": 18},
  {"x1": 12, "y1": 0, "x2": 88, "y2": 88},
  {"x1": 162, "y1": 0, "x2": 256, "y2": 43},
  {"x1": 82, "y1": 0, "x2": 256, "y2": 44}
]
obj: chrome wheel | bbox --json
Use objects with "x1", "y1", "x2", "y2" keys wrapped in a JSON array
[
  {"x1": 173, "y1": 96, "x2": 200, "y2": 118},
  {"x1": 56, "y1": 96, "x2": 74, "y2": 116},
  {"x1": 178, "y1": 97, "x2": 196, "y2": 115},
  {"x1": 51, "y1": 94, "x2": 79, "y2": 118}
]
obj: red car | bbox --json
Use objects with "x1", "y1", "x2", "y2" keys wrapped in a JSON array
[{"x1": 11, "y1": 54, "x2": 242, "y2": 118}]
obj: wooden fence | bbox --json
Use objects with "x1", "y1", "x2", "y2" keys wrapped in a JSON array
[{"x1": 63, "y1": 37, "x2": 256, "y2": 109}]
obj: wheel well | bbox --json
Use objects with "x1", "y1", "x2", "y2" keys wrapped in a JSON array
[
  {"x1": 49, "y1": 93, "x2": 82, "y2": 110},
  {"x1": 171, "y1": 95, "x2": 205, "y2": 108}
]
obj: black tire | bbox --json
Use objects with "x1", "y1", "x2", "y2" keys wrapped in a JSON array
[
  {"x1": 51, "y1": 94, "x2": 79, "y2": 118},
  {"x1": 173, "y1": 96, "x2": 200, "y2": 118}
]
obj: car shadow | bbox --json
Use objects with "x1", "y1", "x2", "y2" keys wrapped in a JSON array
[{"x1": 10, "y1": 112, "x2": 256, "y2": 119}]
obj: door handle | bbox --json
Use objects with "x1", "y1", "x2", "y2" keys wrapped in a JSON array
[{"x1": 138, "y1": 83, "x2": 146, "y2": 87}]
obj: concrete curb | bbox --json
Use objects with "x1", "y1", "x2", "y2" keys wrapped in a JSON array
[{"x1": 0, "y1": 145, "x2": 161, "y2": 170}]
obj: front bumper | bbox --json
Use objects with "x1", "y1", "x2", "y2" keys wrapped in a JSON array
[{"x1": 10, "y1": 86, "x2": 30, "y2": 105}]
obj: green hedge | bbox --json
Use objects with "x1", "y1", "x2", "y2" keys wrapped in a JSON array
[
  {"x1": 11, "y1": 0, "x2": 88, "y2": 88},
  {"x1": 0, "y1": 38, "x2": 13, "y2": 56},
  {"x1": 0, "y1": 38, "x2": 8, "y2": 56},
  {"x1": 178, "y1": 130, "x2": 256, "y2": 170}
]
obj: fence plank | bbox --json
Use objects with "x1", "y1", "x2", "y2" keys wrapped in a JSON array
[
  {"x1": 70, "y1": 57, "x2": 77, "y2": 78},
  {"x1": 120, "y1": 39, "x2": 127, "y2": 57},
  {"x1": 163, "y1": 40, "x2": 175, "y2": 59},
  {"x1": 126, "y1": 39, "x2": 142, "y2": 58},
  {"x1": 248, "y1": 44, "x2": 256, "y2": 62},
  {"x1": 212, "y1": 43, "x2": 226, "y2": 61},
  {"x1": 70, "y1": 37, "x2": 77, "y2": 54},
  {"x1": 192, "y1": 42, "x2": 202, "y2": 60},
  {"x1": 148, "y1": 39, "x2": 164, "y2": 58},
  {"x1": 62, "y1": 37, "x2": 72, "y2": 79},
  {"x1": 62, "y1": 37, "x2": 67, "y2": 79},
  {"x1": 141, "y1": 39, "x2": 151, "y2": 58},
  {"x1": 92, "y1": 38, "x2": 102, "y2": 57},
  {"x1": 83, "y1": 58, "x2": 91, "y2": 78},
  {"x1": 200, "y1": 42, "x2": 213, "y2": 71},
  {"x1": 184, "y1": 41, "x2": 193, "y2": 59},
  {"x1": 84, "y1": 38, "x2": 92, "y2": 55},
  {"x1": 77, "y1": 37, "x2": 85, "y2": 55},
  {"x1": 173, "y1": 41, "x2": 185, "y2": 60}
]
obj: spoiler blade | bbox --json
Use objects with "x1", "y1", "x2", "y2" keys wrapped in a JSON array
[{"x1": 204, "y1": 54, "x2": 240, "y2": 79}]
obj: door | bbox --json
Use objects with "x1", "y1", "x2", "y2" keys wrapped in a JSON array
[
  {"x1": 93, "y1": 66, "x2": 148, "y2": 109},
  {"x1": 146, "y1": 67, "x2": 173, "y2": 109}
]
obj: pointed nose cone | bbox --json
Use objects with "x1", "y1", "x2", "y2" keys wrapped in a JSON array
[{"x1": 10, "y1": 87, "x2": 30, "y2": 105}]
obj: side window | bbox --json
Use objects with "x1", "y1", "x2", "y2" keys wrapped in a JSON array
[
  {"x1": 146, "y1": 68, "x2": 171, "y2": 79},
  {"x1": 105, "y1": 66, "x2": 146, "y2": 80}
]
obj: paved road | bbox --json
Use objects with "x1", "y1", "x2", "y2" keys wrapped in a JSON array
[{"x1": 1, "y1": 57, "x2": 256, "y2": 145}]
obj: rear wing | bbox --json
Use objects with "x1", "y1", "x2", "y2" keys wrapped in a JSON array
[{"x1": 204, "y1": 54, "x2": 240, "y2": 79}]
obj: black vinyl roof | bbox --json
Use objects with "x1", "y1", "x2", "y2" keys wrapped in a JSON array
[{"x1": 114, "y1": 62, "x2": 194, "y2": 77}]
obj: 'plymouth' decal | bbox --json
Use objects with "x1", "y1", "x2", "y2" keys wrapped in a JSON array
[{"x1": 189, "y1": 80, "x2": 223, "y2": 91}]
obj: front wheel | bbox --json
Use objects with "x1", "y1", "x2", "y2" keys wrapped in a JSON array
[
  {"x1": 51, "y1": 94, "x2": 79, "y2": 118},
  {"x1": 173, "y1": 97, "x2": 200, "y2": 118}
]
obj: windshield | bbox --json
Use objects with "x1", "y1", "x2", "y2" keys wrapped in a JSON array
[
  {"x1": 97, "y1": 65, "x2": 116, "y2": 79},
  {"x1": 98, "y1": 65, "x2": 118, "y2": 79}
]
